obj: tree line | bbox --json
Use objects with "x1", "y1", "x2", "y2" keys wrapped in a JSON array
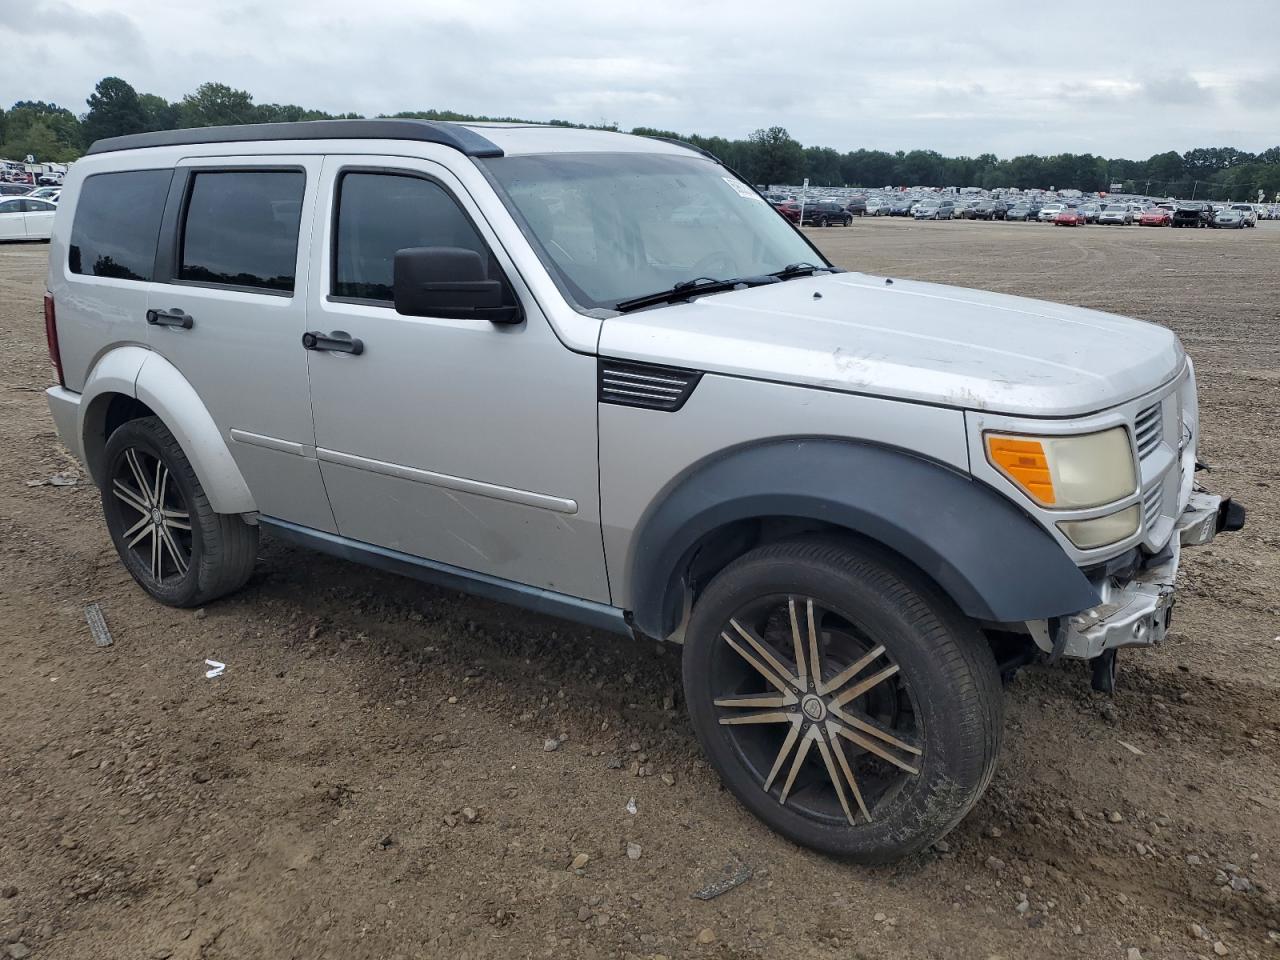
[{"x1": 3, "y1": 76, "x2": 1278, "y2": 202}]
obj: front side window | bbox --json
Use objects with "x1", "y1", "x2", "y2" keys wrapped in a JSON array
[
  {"x1": 0, "y1": 199, "x2": 20, "y2": 215},
  {"x1": 179, "y1": 170, "x2": 305, "y2": 292},
  {"x1": 332, "y1": 171, "x2": 498, "y2": 302},
  {"x1": 482, "y1": 152, "x2": 824, "y2": 312},
  {"x1": 69, "y1": 169, "x2": 171, "y2": 281}
]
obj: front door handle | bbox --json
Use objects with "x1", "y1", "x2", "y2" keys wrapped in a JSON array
[
  {"x1": 302, "y1": 330, "x2": 364, "y2": 355},
  {"x1": 146, "y1": 307, "x2": 194, "y2": 329}
]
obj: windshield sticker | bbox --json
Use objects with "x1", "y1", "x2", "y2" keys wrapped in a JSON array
[{"x1": 723, "y1": 177, "x2": 766, "y2": 202}]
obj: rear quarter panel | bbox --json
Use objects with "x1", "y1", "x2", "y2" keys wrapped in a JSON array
[{"x1": 47, "y1": 150, "x2": 184, "y2": 391}]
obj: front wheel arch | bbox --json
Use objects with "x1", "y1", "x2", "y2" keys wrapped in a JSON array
[{"x1": 625, "y1": 440, "x2": 1099, "y2": 640}]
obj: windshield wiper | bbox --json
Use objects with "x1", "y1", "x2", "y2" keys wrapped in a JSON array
[
  {"x1": 613, "y1": 262, "x2": 844, "y2": 313},
  {"x1": 770, "y1": 261, "x2": 837, "y2": 279},
  {"x1": 613, "y1": 274, "x2": 780, "y2": 313}
]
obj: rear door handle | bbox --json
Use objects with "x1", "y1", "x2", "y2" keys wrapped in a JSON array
[
  {"x1": 146, "y1": 308, "x2": 194, "y2": 329},
  {"x1": 302, "y1": 330, "x2": 364, "y2": 355}
]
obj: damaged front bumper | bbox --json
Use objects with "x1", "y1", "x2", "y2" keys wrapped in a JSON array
[{"x1": 1027, "y1": 489, "x2": 1246, "y2": 661}]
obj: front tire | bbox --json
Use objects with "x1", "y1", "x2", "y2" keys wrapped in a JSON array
[
  {"x1": 682, "y1": 538, "x2": 1003, "y2": 862},
  {"x1": 101, "y1": 416, "x2": 258, "y2": 608}
]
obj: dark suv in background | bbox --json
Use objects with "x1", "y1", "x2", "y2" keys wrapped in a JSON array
[
  {"x1": 801, "y1": 201, "x2": 853, "y2": 226},
  {"x1": 969, "y1": 199, "x2": 1007, "y2": 221},
  {"x1": 1172, "y1": 202, "x2": 1212, "y2": 228}
]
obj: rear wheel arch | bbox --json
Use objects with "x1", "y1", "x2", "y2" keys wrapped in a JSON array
[
  {"x1": 78, "y1": 348, "x2": 255, "y2": 515},
  {"x1": 82, "y1": 391, "x2": 157, "y2": 486}
]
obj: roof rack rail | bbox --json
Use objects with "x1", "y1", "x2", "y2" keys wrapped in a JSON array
[
  {"x1": 648, "y1": 137, "x2": 721, "y2": 163},
  {"x1": 86, "y1": 119, "x2": 504, "y2": 158}
]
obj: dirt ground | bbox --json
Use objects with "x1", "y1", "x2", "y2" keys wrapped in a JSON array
[{"x1": 1, "y1": 219, "x2": 1278, "y2": 960}]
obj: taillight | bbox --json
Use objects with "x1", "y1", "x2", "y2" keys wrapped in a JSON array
[{"x1": 44, "y1": 292, "x2": 64, "y2": 387}]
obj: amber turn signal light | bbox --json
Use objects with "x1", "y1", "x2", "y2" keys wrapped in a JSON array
[{"x1": 986, "y1": 436, "x2": 1055, "y2": 506}]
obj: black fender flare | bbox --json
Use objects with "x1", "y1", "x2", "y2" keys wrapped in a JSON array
[{"x1": 626, "y1": 439, "x2": 1100, "y2": 638}]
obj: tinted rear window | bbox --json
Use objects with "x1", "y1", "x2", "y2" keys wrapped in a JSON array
[
  {"x1": 179, "y1": 170, "x2": 305, "y2": 293},
  {"x1": 69, "y1": 170, "x2": 172, "y2": 281}
]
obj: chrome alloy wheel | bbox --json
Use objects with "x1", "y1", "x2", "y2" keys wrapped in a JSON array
[
  {"x1": 712, "y1": 596, "x2": 922, "y2": 826},
  {"x1": 110, "y1": 446, "x2": 193, "y2": 584}
]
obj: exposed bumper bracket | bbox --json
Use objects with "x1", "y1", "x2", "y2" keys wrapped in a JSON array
[{"x1": 1027, "y1": 488, "x2": 1245, "y2": 661}]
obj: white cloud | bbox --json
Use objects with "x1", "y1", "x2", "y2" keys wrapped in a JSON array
[{"x1": 2, "y1": 0, "x2": 1278, "y2": 157}]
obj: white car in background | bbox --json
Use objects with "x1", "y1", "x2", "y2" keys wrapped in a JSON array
[
  {"x1": 0, "y1": 196, "x2": 56, "y2": 240},
  {"x1": 1229, "y1": 204, "x2": 1258, "y2": 227},
  {"x1": 26, "y1": 186, "x2": 62, "y2": 203},
  {"x1": 1037, "y1": 202, "x2": 1065, "y2": 222}
]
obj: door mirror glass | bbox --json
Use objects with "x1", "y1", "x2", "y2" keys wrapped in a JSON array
[{"x1": 393, "y1": 246, "x2": 522, "y2": 323}]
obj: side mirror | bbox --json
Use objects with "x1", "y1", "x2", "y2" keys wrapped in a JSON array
[{"x1": 392, "y1": 246, "x2": 523, "y2": 324}]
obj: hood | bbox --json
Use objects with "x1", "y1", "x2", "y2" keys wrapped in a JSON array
[{"x1": 598, "y1": 272, "x2": 1185, "y2": 417}]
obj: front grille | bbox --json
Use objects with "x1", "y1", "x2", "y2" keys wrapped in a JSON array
[
  {"x1": 1142, "y1": 483, "x2": 1163, "y2": 531},
  {"x1": 1134, "y1": 404, "x2": 1162, "y2": 460},
  {"x1": 598, "y1": 359, "x2": 703, "y2": 411}
]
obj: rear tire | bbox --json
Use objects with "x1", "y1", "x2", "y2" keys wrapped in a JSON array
[
  {"x1": 682, "y1": 537, "x2": 1003, "y2": 862},
  {"x1": 101, "y1": 416, "x2": 257, "y2": 608}
]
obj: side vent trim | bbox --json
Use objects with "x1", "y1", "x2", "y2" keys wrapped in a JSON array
[{"x1": 598, "y1": 359, "x2": 703, "y2": 412}]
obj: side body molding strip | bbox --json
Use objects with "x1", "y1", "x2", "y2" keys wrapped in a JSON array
[{"x1": 315, "y1": 448, "x2": 578, "y2": 515}]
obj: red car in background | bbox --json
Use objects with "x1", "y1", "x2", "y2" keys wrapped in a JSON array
[
  {"x1": 1053, "y1": 208, "x2": 1086, "y2": 227},
  {"x1": 1139, "y1": 207, "x2": 1173, "y2": 227},
  {"x1": 775, "y1": 201, "x2": 801, "y2": 224}
]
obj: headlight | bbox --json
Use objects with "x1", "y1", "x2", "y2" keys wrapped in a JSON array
[
  {"x1": 985, "y1": 427, "x2": 1136, "y2": 508},
  {"x1": 1057, "y1": 506, "x2": 1141, "y2": 549}
]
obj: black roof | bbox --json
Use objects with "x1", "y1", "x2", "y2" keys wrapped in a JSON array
[{"x1": 86, "y1": 119, "x2": 504, "y2": 158}]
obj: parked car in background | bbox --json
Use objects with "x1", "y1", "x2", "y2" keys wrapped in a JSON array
[
  {"x1": 913, "y1": 198, "x2": 954, "y2": 220},
  {"x1": 26, "y1": 186, "x2": 62, "y2": 202},
  {"x1": 1080, "y1": 203, "x2": 1101, "y2": 223},
  {"x1": 1097, "y1": 204, "x2": 1133, "y2": 225},
  {"x1": 0, "y1": 196, "x2": 56, "y2": 240},
  {"x1": 802, "y1": 201, "x2": 853, "y2": 226},
  {"x1": 1228, "y1": 204, "x2": 1257, "y2": 227},
  {"x1": 864, "y1": 197, "x2": 890, "y2": 216},
  {"x1": 1005, "y1": 202, "x2": 1034, "y2": 221},
  {"x1": 775, "y1": 200, "x2": 801, "y2": 224},
  {"x1": 1037, "y1": 203, "x2": 1065, "y2": 222},
  {"x1": 1211, "y1": 208, "x2": 1248, "y2": 229},
  {"x1": 843, "y1": 196, "x2": 867, "y2": 217},
  {"x1": 1172, "y1": 202, "x2": 1212, "y2": 228},
  {"x1": 1053, "y1": 209, "x2": 1086, "y2": 227},
  {"x1": 888, "y1": 197, "x2": 916, "y2": 216},
  {"x1": 0, "y1": 183, "x2": 31, "y2": 196},
  {"x1": 1139, "y1": 207, "x2": 1173, "y2": 227},
  {"x1": 968, "y1": 199, "x2": 1006, "y2": 221}
]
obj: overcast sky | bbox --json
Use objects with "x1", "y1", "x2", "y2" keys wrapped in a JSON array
[{"x1": 5, "y1": 0, "x2": 1279, "y2": 158}]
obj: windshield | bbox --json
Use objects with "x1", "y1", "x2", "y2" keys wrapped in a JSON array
[{"x1": 482, "y1": 152, "x2": 825, "y2": 313}]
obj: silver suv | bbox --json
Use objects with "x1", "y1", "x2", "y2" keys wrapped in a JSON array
[{"x1": 43, "y1": 120, "x2": 1244, "y2": 862}]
